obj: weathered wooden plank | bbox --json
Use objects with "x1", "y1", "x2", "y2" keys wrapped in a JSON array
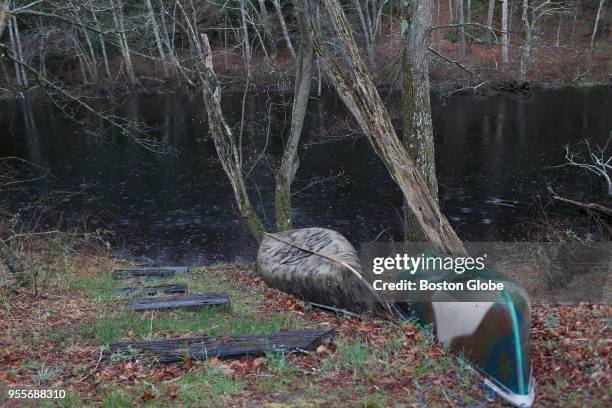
[
  {"x1": 130, "y1": 267, "x2": 190, "y2": 272},
  {"x1": 128, "y1": 293, "x2": 229, "y2": 311},
  {"x1": 103, "y1": 328, "x2": 333, "y2": 362},
  {"x1": 115, "y1": 284, "x2": 188, "y2": 296},
  {"x1": 112, "y1": 267, "x2": 187, "y2": 280}
]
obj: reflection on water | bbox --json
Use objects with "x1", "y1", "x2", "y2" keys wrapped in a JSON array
[{"x1": 1, "y1": 88, "x2": 610, "y2": 265}]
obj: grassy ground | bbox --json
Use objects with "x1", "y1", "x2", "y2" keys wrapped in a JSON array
[{"x1": 0, "y1": 253, "x2": 610, "y2": 407}]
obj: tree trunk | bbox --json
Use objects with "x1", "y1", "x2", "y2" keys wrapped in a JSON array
[
  {"x1": 238, "y1": 0, "x2": 253, "y2": 79},
  {"x1": 0, "y1": 53, "x2": 10, "y2": 86},
  {"x1": 373, "y1": 0, "x2": 387, "y2": 39},
  {"x1": 199, "y1": 34, "x2": 266, "y2": 242},
  {"x1": 457, "y1": 0, "x2": 466, "y2": 58},
  {"x1": 571, "y1": 0, "x2": 580, "y2": 45},
  {"x1": 555, "y1": 14, "x2": 562, "y2": 46},
  {"x1": 92, "y1": 10, "x2": 112, "y2": 80},
  {"x1": 82, "y1": 27, "x2": 99, "y2": 81},
  {"x1": 401, "y1": 0, "x2": 438, "y2": 242},
  {"x1": 145, "y1": 0, "x2": 170, "y2": 77},
  {"x1": 275, "y1": 0, "x2": 314, "y2": 231},
  {"x1": 74, "y1": 35, "x2": 90, "y2": 84},
  {"x1": 486, "y1": 0, "x2": 495, "y2": 43},
  {"x1": 466, "y1": 0, "x2": 471, "y2": 23},
  {"x1": 258, "y1": 0, "x2": 278, "y2": 59},
  {"x1": 0, "y1": 0, "x2": 8, "y2": 38},
  {"x1": 363, "y1": 0, "x2": 376, "y2": 63},
  {"x1": 354, "y1": 0, "x2": 375, "y2": 65},
  {"x1": 316, "y1": 3, "x2": 323, "y2": 96},
  {"x1": 8, "y1": 15, "x2": 27, "y2": 87},
  {"x1": 501, "y1": 0, "x2": 509, "y2": 67},
  {"x1": 272, "y1": 0, "x2": 297, "y2": 62},
  {"x1": 158, "y1": 0, "x2": 180, "y2": 77},
  {"x1": 13, "y1": 15, "x2": 27, "y2": 86},
  {"x1": 519, "y1": 0, "x2": 531, "y2": 82},
  {"x1": 590, "y1": 0, "x2": 605, "y2": 50},
  {"x1": 448, "y1": 0, "x2": 453, "y2": 22},
  {"x1": 309, "y1": 0, "x2": 466, "y2": 256},
  {"x1": 111, "y1": 0, "x2": 137, "y2": 85}
]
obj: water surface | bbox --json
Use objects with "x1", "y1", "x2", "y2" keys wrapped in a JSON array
[{"x1": 1, "y1": 88, "x2": 610, "y2": 264}]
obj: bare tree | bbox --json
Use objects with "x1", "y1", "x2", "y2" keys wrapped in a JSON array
[
  {"x1": 275, "y1": 0, "x2": 314, "y2": 231},
  {"x1": 456, "y1": 0, "x2": 466, "y2": 57},
  {"x1": 561, "y1": 137, "x2": 612, "y2": 196},
  {"x1": 272, "y1": 0, "x2": 297, "y2": 62},
  {"x1": 257, "y1": 0, "x2": 278, "y2": 59},
  {"x1": 91, "y1": 9, "x2": 112, "y2": 80},
  {"x1": 199, "y1": 34, "x2": 265, "y2": 241},
  {"x1": 308, "y1": 0, "x2": 466, "y2": 255},
  {"x1": 520, "y1": 0, "x2": 533, "y2": 82},
  {"x1": 519, "y1": 1, "x2": 569, "y2": 82},
  {"x1": 8, "y1": 11, "x2": 27, "y2": 87},
  {"x1": 73, "y1": 31, "x2": 91, "y2": 83},
  {"x1": 238, "y1": 0, "x2": 253, "y2": 79},
  {"x1": 0, "y1": 0, "x2": 8, "y2": 38},
  {"x1": 145, "y1": 0, "x2": 169, "y2": 77},
  {"x1": 590, "y1": 0, "x2": 606, "y2": 50},
  {"x1": 548, "y1": 136, "x2": 612, "y2": 216},
  {"x1": 501, "y1": 0, "x2": 509, "y2": 67},
  {"x1": 198, "y1": 1, "x2": 315, "y2": 238},
  {"x1": 486, "y1": 0, "x2": 495, "y2": 43},
  {"x1": 401, "y1": 0, "x2": 438, "y2": 241},
  {"x1": 81, "y1": 23, "x2": 99, "y2": 82},
  {"x1": 110, "y1": 0, "x2": 137, "y2": 85},
  {"x1": 353, "y1": 0, "x2": 388, "y2": 65}
]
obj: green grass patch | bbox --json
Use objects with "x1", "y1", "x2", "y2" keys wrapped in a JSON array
[{"x1": 86, "y1": 266, "x2": 311, "y2": 345}]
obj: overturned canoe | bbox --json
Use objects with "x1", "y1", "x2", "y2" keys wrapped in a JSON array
[
  {"x1": 395, "y1": 250, "x2": 534, "y2": 407},
  {"x1": 257, "y1": 228, "x2": 384, "y2": 314}
]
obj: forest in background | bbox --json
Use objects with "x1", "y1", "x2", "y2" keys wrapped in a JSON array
[{"x1": 0, "y1": 0, "x2": 610, "y2": 98}]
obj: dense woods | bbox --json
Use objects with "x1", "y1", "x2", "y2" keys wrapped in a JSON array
[{"x1": 0, "y1": 0, "x2": 609, "y2": 96}]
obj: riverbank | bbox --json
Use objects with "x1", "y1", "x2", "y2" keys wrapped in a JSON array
[
  {"x1": 0, "y1": 251, "x2": 609, "y2": 407},
  {"x1": 1, "y1": 15, "x2": 610, "y2": 103},
  {"x1": 1, "y1": 55, "x2": 609, "y2": 104}
]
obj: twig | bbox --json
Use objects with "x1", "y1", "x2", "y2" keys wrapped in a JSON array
[{"x1": 548, "y1": 187, "x2": 612, "y2": 216}]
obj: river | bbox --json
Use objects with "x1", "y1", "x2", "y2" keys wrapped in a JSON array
[{"x1": 1, "y1": 87, "x2": 610, "y2": 264}]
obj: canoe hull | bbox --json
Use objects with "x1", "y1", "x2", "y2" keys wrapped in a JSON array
[{"x1": 395, "y1": 252, "x2": 534, "y2": 407}]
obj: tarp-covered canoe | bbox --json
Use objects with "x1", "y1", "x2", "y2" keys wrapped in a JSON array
[
  {"x1": 257, "y1": 228, "x2": 385, "y2": 314},
  {"x1": 257, "y1": 228, "x2": 535, "y2": 407}
]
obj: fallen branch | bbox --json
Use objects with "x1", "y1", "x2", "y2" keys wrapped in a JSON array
[{"x1": 548, "y1": 187, "x2": 612, "y2": 217}]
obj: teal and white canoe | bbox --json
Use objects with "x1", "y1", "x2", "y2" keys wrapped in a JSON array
[{"x1": 395, "y1": 251, "x2": 535, "y2": 407}]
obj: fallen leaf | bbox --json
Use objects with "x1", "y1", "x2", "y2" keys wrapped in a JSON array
[
  {"x1": 141, "y1": 390, "x2": 155, "y2": 401},
  {"x1": 208, "y1": 357, "x2": 221, "y2": 366}
]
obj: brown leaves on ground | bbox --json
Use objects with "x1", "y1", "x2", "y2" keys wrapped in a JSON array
[
  {"x1": 531, "y1": 303, "x2": 611, "y2": 406},
  {"x1": 1, "y1": 262, "x2": 610, "y2": 406}
]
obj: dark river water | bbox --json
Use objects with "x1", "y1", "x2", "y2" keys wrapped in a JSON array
[{"x1": 1, "y1": 88, "x2": 610, "y2": 265}]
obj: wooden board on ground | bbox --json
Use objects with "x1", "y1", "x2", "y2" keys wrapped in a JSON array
[
  {"x1": 115, "y1": 284, "x2": 188, "y2": 296},
  {"x1": 102, "y1": 328, "x2": 334, "y2": 362},
  {"x1": 112, "y1": 267, "x2": 188, "y2": 280},
  {"x1": 127, "y1": 293, "x2": 229, "y2": 311}
]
